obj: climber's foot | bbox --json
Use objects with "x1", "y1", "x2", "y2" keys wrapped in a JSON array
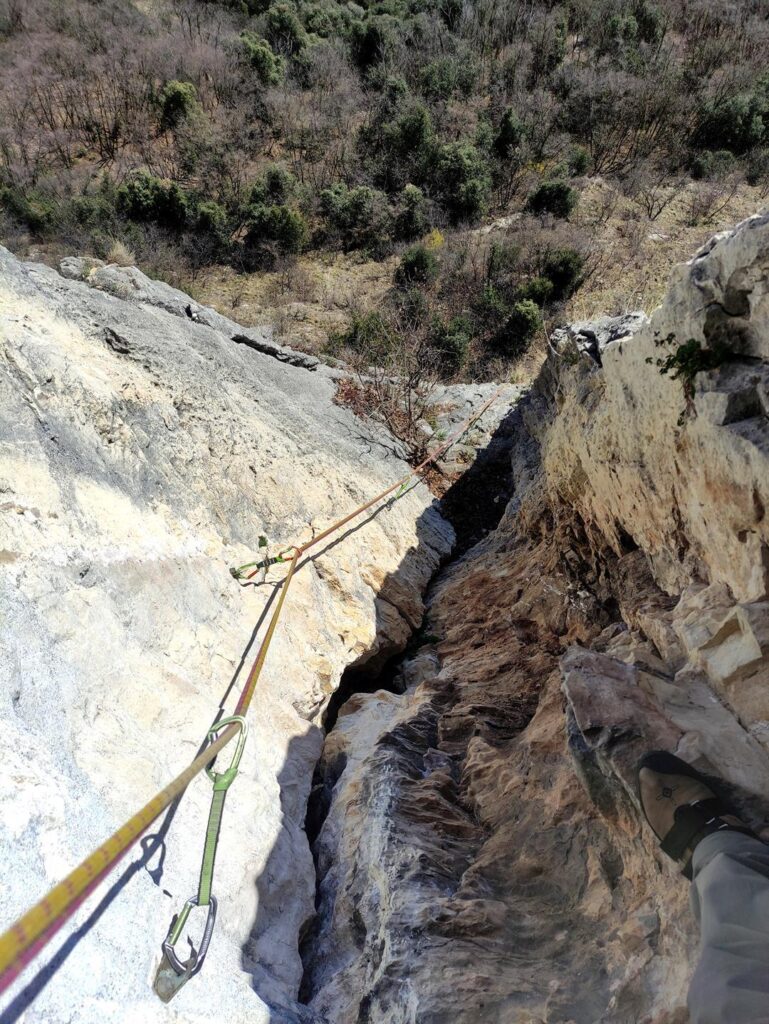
[{"x1": 638, "y1": 750, "x2": 755, "y2": 879}]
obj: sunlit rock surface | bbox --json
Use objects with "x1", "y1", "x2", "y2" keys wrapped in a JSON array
[{"x1": 0, "y1": 247, "x2": 463, "y2": 1023}]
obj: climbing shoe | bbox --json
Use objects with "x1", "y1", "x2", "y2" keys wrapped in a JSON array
[{"x1": 637, "y1": 750, "x2": 756, "y2": 879}]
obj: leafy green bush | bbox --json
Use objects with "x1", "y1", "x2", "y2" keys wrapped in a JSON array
[
  {"x1": 690, "y1": 150, "x2": 737, "y2": 181},
  {"x1": 245, "y1": 204, "x2": 308, "y2": 253},
  {"x1": 395, "y1": 184, "x2": 428, "y2": 241},
  {"x1": 567, "y1": 144, "x2": 590, "y2": 176},
  {"x1": 265, "y1": 4, "x2": 307, "y2": 55},
  {"x1": 117, "y1": 173, "x2": 190, "y2": 230},
  {"x1": 196, "y1": 200, "x2": 230, "y2": 245},
  {"x1": 495, "y1": 299, "x2": 543, "y2": 357},
  {"x1": 250, "y1": 164, "x2": 297, "y2": 206},
  {"x1": 515, "y1": 276, "x2": 553, "y2": 306},
  {"x1": 320, "y1": 182, "x2": 392, "y2": 250},
  {"x1": 339, "y1": 309, "x2": 393, "y2": 359},
  {"x1": 435, "y1": 142, "x2": 490, "y2": 222},
  {"x1": 527, "y1": 180, "x2": 578, "y2": 218},
  {"x1": 747, "y1": 148, "x2": 769, "y2": 187},
  {"x1": 395, "y1": 244, "x2": 438, "y2": 286},
  {"x1": 541, "y1": 248, "x2": 584, "y2": 300},
  {"x1": 350, "y1": 15, "x2": 397, "y2": 73},
  {"x1": 431, "y1": 313, "x2": 472, "y2": 372},
  {"x1": 694, "y1": 91, "x2": 768, "y2": 154},
  {"x1": 241, "y1": 31, "x2": 284, "y2": 86},
  {"x1": 159, "y1": 81, "x2": 199, "y2": 131},
  {"x1": 494, "y1": 108, "x2": 524, "y2": 160}
]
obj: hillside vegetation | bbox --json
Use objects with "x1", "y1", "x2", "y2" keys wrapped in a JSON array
[{"x1": 1, "y1": 0, "x2": 769, "y2": 380}]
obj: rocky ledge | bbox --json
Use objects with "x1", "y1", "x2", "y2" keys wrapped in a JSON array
[{"x1": 302, "y1": 213, "x2": 769, "y2": 1024}]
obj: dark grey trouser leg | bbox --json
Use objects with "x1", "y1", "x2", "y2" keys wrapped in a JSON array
[{"x1": 688, "y1": 830, "x2": 769, "y2": 1024}]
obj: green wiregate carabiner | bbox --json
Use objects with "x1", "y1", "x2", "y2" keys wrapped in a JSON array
[{"x1": 154, "y1": 716, "x2": 248, "y2": 1002}]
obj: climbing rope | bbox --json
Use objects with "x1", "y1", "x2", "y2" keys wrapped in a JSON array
[{"x1": 0, "y1": 384, "x2": 506, "y2": 1000}]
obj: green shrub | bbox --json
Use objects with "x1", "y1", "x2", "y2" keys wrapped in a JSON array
[
  {"x1": 431, "y1": 313, "x2": 472, "y2": 372},
  {"x1": 250, "y1": 164, "x2": 297, "y2": 206},
  {"x1": 241, "y1": 32, "x2": 284, "y2": 86},
  {"x1": 340, "y1": 309, "x2": 393, "y2": 359},
  {"x1": 527, "y1": 180, "x2": 578, "y2": 218},
  {"x1": 494, "y1": 108, "x2": 524, "y2": 161},
  {"x1": 265, "y1": 4, "x2": 306, "y2": 55},
  {"x1": 320, "y1": 182, "x2": 392, "y2": 250},
  {"x1": 245, "y1": 204, "x2": 308, "y2": 253},
  {"x1": 395, "y1": 184, "x2": 428, "y2": 241},
  {"x1": 117, "y1": 172, "x2": 190, "y2": 230},
  {"x1": 567, "y1": 144, "x2": 590, "y2": 176},
  {"x1": 350, "y1": 15, "x2": 397, "y2": 73},
  {"x1": 159, "y1": 81, "x2": 199, "y2": 131},
  {"x1": 395, "y1": 244, "x2": 438, "y2": 286},
  {"x1": 541, "y1": 248, "x2": 584, "y2": 300},
  {"x1": 747, "y1": 148, "x2": 769, "y2": 187},
  {"x1": 474, "y1": 284, "x2": 509, "y2": 325},
  {"x1": 435, "y1": 142, "x2": 490, "y2": 223},
  {"x1": 196, "y1": 200, "x2": 230, "y2": 244},
  {"x1": 515, "y1": 276, "x2": 553, "y2": 306},
  {"x1": 496, "y1": 299, "x2": 543, "y2": 357},
  {"x1": 691, "y1": 150, "x2": 737, "y2": 181},
  {"x1": 694, "y1": 92, "x2": 768, "y2": 154}
]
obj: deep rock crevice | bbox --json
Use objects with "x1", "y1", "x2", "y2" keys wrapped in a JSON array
[
  {"x1": 298, "y1": 405, "x2": 525, "y2": 1005},
  {"x1": 295, "y1": 214, "x2": 769, "y2": 1024}
]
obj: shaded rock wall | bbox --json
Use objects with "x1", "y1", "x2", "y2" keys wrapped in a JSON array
[{"x1": 304, "y1": 214, "x2": 769, "y2": 1023}]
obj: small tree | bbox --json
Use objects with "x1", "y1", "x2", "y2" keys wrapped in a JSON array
[
  {"x1": 265, "y1": 4, "x2": 307, "y2": 55},
  {"x1": 495, "y1": 300, "x2": 542, "y2": 357},
  {"x1": 117, "y1": 173, "x2": 190, "y2": 231},
  {"x1": 241, "y1": 32, "x2": 284, "y2": 86},
  {"x1": 541, "y1": 248, "x2": 584, "y2": 300},
  {"x1": 527, "y1": 180, "x2": 578, "y2": 218},
  {"x1": 395, "y1": 244, "x2": 438, "y2": 286},
  {"x1": 431, "y1": 314, "x2": 472, "y2": 374},
  {"x1": 159, "y1": 81, "x2": 199, "y2": 131},
  {"x1": 395, "y1": 184, "x2": 428, "y2": 241},
  {"x1": 246, "y1": 204, "x2": 308, "y2": 254},
  {"x1": 435, "y1": 142, "x2": 490, "y2": 223},
  {"x1": 494, "y1": 108, "x2": 524, "y2": 160}
]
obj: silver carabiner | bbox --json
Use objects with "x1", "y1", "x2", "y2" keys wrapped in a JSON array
[{"x1": 161, "y1": 894, "x2": 218, "y2": 976}]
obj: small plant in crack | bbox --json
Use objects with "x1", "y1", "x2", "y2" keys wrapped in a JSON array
[{"x1": 646, "y1": 331, "x2": 731, "y2": 425}]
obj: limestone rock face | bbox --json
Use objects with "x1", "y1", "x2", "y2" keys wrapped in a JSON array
[
  {"x1": 0, "y1": 247, "x2": 460, "y2": 1023},
  {"x1": 304, "y1": 214, "x2": 769, "y2": 1023}
]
